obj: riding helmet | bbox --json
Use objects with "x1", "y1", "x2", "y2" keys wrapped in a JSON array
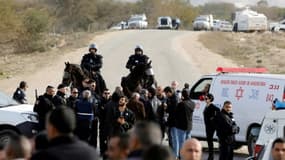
[{"x1": 89, "y1": 43, "x2": 97, "y2": 51}]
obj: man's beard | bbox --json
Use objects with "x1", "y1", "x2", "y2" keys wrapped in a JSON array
[{"x1": 119, "y1": 103, "x2": 125, "y2": 107}]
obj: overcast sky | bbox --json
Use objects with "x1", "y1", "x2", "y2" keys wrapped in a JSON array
[{"x1": 190, "y1": 0, "x2": 285, "y2": 8}]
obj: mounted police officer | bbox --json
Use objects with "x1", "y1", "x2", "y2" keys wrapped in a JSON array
[
  {"x1": 80, "y1": 43, "x2": 106, "y2": 95},
  {"x1": 126, "y1": 45, "x2": 150, "y2": 73},
  {"x1": 81, "y1": 43, "x2": 103, "y2": 75}
]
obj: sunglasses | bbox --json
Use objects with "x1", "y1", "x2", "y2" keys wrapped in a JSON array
[{"x1": 72, "y1": 92, "x2": 79, "y2": 94}]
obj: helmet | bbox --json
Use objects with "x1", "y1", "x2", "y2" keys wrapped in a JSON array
[
  {"x1": 134, "y1": 45, "x2": 143, "y2": 52},
  {"x1": 89, "y1": 43, "x2": 97, "y2": 51}
]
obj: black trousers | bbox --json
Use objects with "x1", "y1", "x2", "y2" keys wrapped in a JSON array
[
  {"x1": 219, "y1": 142, "x2": 234, "y2": 160},
  {"x1": 205, "y1": 126, "x2": 215, "y2": 157}
]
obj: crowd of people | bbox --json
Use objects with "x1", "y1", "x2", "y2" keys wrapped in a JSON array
[{"x1": 7, "y1": 43, "x2": 285, "y2": 160}]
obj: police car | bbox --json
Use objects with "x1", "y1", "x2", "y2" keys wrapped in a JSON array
[
  {"x1": 0, "y1": 91, "x2": 38, "y2": 144},
  {"x1": 189, "y1": 67, "x2": 285, "y2": 155}
]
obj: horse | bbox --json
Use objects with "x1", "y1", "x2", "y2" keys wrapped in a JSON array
[
  {"x1": 121, "y1": 61, "x2": 156, "y2": 98},
  {"x1": 62, "y1": 62, "x2": 107, "y2": 95}
]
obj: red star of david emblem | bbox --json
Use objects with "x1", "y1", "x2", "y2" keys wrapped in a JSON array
[{"x1": 235, "y1": 87, "x2": 244, "y2": 100}]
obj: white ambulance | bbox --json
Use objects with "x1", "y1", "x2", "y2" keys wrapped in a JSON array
[{"x1": 189, "y1": 67, "x2": 285, "y2": 154}]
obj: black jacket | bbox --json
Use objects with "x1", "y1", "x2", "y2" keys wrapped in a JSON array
[
  {"x1": 31, "y1": 135, "x2": 99, "y2": 160},
  {"x1": 203, "y1": 103, "x2": 220, "y2": 128},
  {"x1": 216, "y1": 109, "x2": 239, "y2": 144},
  {"x1": 13, "y1": 88, "x2": 27, "y2": 104},
  {"x1": 174, "y1": 99, "x2": 195, "y2": 131},
  {"x1": 126, "y1": 54, "x2": 149, "y2": 70},
  {"x1": 81, "y1": 53, "x2": 103, "y2": 72},
  {"x1": 34, "y1": 94, "x2": 65, "y2": 130},
  {"x1": 166, "y1": 94, "x2": 179, "y2": 127},
  {"x1": 112, "y1": 107, "x2": 135, "y2": 135}
]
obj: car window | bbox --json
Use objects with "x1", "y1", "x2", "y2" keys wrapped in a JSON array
[
  {"x1": 190, "y1": 78, "x2": 213, "y2": 99},
  {"x1": 0, "y1": 91, "x2": 18, "y2": 107}
]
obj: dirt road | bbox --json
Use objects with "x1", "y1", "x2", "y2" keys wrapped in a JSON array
[{"x1": 0, "y1": 30, "x2": 237, "y2": 103}]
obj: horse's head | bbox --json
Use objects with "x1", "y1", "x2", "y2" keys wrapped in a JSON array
[
  {"x1": 62, "y1": 62, "x2": 86, "y2": 87},
  {"x1": 62, "y1": 62, "x2": 72, "y2": 86}
]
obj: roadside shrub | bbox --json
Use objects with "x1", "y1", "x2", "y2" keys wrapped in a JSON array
[{"x1": 15, "y1": 8, "x2": 50, "y2": 53}]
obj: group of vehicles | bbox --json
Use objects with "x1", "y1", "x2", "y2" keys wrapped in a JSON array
[
  {"x1": 110, "y1": 14, "x2": 181, "y2": 30},
  {"x1": 193, "y1": 7, "x2": 285, "y2": 32}
]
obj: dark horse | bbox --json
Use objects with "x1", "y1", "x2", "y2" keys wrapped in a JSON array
[
  {"x1": 121, "y1": 61, "x2": 156, "y2": 98},
  {"x1": 62, "y1": 62, "x2": 107, "y2": 95}
]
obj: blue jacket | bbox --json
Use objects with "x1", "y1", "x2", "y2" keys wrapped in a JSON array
[{"x1": 75, "y1": 98, "x2": 94, "y2": 121}]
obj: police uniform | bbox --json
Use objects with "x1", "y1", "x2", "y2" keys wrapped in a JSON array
[
  {"x1": 216, "y1": 109, "x2": 240, "y2": 160},
  {"x1": 13, "y1": 88, "x2": 27, "y2": 104},
  {"x1": 80, "y1": 53, "x2": 103, "y2": 73}
]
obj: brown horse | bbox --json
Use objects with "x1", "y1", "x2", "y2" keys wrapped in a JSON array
[
  {"x1": 121, "y1": 61, "x2": 156, "y2": 98},
  {"x1": 62, "y1": 62, "x2": 107, "y2": 95}
]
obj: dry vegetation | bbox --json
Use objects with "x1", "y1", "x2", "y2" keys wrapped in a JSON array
[
  {"x1": 199, "y1": 31, "x2": 285, "y2": 73},
  {"x1": 0, "y1": 32, "x2": 96, "y2": 79}
]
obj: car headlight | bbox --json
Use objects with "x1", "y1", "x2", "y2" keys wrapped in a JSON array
[{"x1": 21, "y1": 113, "x2": 38, "y2": 123}]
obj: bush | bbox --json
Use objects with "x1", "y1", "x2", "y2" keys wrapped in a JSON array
[{"x1": 15, "y1": 8, "x2": 50, "y2": 53}]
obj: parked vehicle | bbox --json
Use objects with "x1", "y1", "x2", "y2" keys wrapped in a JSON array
[
  {"x1": 216, "y1": 20, "x2": 233, "y2": 31},
  {"x1": 247, "y1": 139, "x2": 274, "y2": 160},
  {"x1": 233, "y1": 7, "x2": 267, "y2": 32},
  {"x1": 213, "y1": 19, "x2": 220, "y2": 30},
  {"x1": 193, "y1": 14, "x2": 214, "y2": 31},
  {"x1": 269, "y1": 19, "x2": 285, "y2": 32},
  {"x1": 127, "y1": 14, "x2": 148, "y2": 29},
  {"x1": 0, "y1": 91, "x2": 38, "y2": 144},
  {"x1": 171, "y1": 18, "x2": 181, "y2": 30},
  {"x1": 109, "y1": 21, "x2": 128, "y2": 30},
  {"x1": 157, "y1": 16, "x2": 172, "y2": 29},
  {"x1": 189, "y1": 67, "x2": 285, "y2": 155}
]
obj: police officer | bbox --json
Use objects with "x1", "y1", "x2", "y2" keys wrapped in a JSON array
[
  {"x1": 81, "y1": 43, "x2": 103, "y2": 75},
  {"x1": 13, "y1": 81, "x2": 28, "y2": 104},
  {"x1": 126, "y1": 45, "x2": 150, "y2": 72},
  {"x1": 74, "y1": 90, "x2": 95, "y2": 142},
  {"x1": 33, "y1": 85, "x2": 65, "y2": 131},
  {"x1": 203, "y1": 93, "x2": 220, "y2": 160},
  {"x1": 216, "y1": 101, "x2": 240, "y2": 160}
]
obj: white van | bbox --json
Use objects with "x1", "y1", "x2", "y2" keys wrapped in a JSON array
[
  {"x1": 157, "y1": 16, "x2": 172, "y2": 29},
  {"x1": 189, "y1": 67, "x2": 285, "y2": 154}
]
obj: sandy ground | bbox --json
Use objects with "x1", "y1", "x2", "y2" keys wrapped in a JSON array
[{"x1": 0, "y1": 31, "x2": 238, "y2": 103}]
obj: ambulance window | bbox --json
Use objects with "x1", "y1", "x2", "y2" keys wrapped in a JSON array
[{"x1": 190, "y1": 78, "x2": 212, "y2": 100}]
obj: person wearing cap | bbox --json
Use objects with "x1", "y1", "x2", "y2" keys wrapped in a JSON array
[
  {"x1": 81, "y1": 43, "x2": 103, "y2": 75},
  {"x1": 126, "y1": 45, "x2": 150, "y2": 72},
  {"x1": 56, "y1": 83, "x2": 68, "y2": 105}
]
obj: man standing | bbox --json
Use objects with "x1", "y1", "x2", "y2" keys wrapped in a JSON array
[
  {"x1": 112, "y1": 96, "x2": 135, "y2": 135},
  {"x1": 174, "y1": 90, "x2": 195, "y2": 159},
  {"x1": 13, "y1": 81, "x2": 28, "y2": 104},
  {"x1": 180, "y1": 138, "x2": 202, "y2": 160},
  {"x1": 164, "y1": 86, "x2": 179, "y2": 149},
  {"x1": 216, "y1": 101, "x2": 240, "y2": 160},
  {"x1": 74, "y1": 90, "x2": 95, "y2": 142},
  {"x1": 272, "y1": 138, "x2": 285, "y2": 160},
  {"x1": 56, "y1": 84, "x2": 68, "y2": 104},
  {"x1": 31, "y1": 107, "x2": 99, "y2": 160},
  {"x1": 34, "y1": 85, "x2": 64, "y2": 131},
  {"x1": 203, "y1": 93, "x2": 220, "y2": 160}
]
